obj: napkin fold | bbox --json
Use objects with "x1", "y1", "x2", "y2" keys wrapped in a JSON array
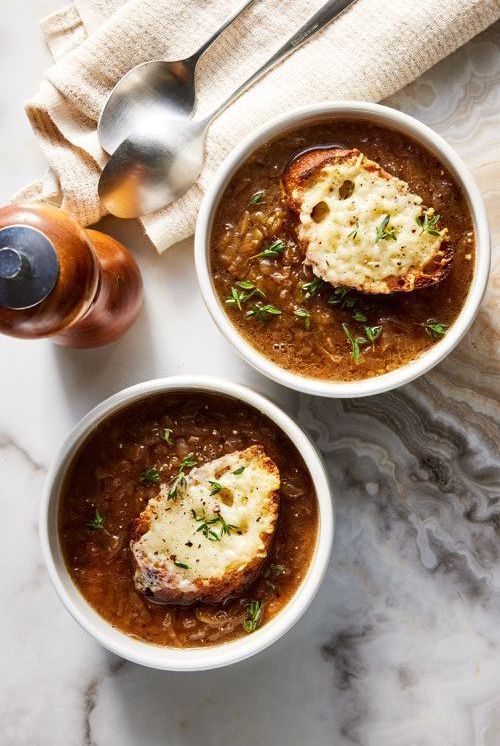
[{"x1": 17, "y1": 0, "x2": 500, "y2": 253}]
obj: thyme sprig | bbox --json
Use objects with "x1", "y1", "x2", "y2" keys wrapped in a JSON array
[
  {"x1": 249, "y1": 190, "x2": 265, "y2": 205},
  {"x1": 294, "y1": 308, "x2": 311, "y2": 331},
  {"x1": 243, "y1": 600, "x2": 263, "y2": 633},
  {"x1": 139, "y1": 467, "x2": 161, "y2": 485},
  {"x1": 209, "y1": 480, "x2": 222, "y2": 495},
  {"x1": 342, "y1": 323, "x2": 383, "y2": 361},
  {"x1": 417, "y1": 212, "x2": 442, "y2": 237},
  {"x1": 252, "y1": 239, "x2": 286, "y2": 259},
  {"x1": 225, "y1": 280, "x2": 265, "y2": 310},
  {"x1": 168, "y1": 453, "x2": 197, "y2": 500},
  {"x1": 364, "y1": 324, "x2": 383, "y2": 350},
  {"x1": 329, "y1": 287, "x2": 376, "y2": 325},
  {"x1": 300, "y1": 277, "x2": 325, "y2": 299},
  {"x1": 375, "y1": 214, "x2": 397, "y2": 242},
  {"x1": 191, "y1": 509, "x2": 238, "y2": 541},
  {"x1": 420, "y1": 319, "x2": 447, "y2": 339},
  {"x1": 87, "y1": 508, "x2": 106, "y2": 531},
  {"x1": 353, "y1": 311, "x2": 367, "y2": 322},
  {"x1": 270, "y1": 563, "x2": 285, "y2": 574},
  {"x1": 245, "y1": 302, "x2": 282, "y2": 324},
  {"x1": 328, "y1": 287, "x2": 356, "y2": 309},
  {"x1": 342, "y1": 323, "x2": 367, "y2": 364}
]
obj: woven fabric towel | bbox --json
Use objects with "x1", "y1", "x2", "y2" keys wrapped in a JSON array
[{"x1": 17, "y1": 0, "x2": 500, "y2": 253}]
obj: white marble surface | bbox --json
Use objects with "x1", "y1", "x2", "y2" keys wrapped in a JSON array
[{"x1": 0, "y1": 3, "x2": 499, "y2": 745}]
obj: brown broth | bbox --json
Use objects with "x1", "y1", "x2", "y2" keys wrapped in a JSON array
[
  {"x1": 210, "y1": 120, "x2": 475, "y2": 381},
  {"x1": 59, "y1": 392, "x2": 318, "y2": 647}
]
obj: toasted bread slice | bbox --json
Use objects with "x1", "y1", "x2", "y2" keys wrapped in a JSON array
[
  {"x1": 282, "y1": 147, "x2": 453, "y2": 294},
  {"x1": 130, "y1": 446, "x2": 280, "y2": 604}
]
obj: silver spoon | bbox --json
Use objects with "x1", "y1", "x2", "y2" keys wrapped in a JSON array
[
  {"x1": 99, "y1": 0, "x2": 357, "y2": 219},
  {"x1": 98, "y1": 0, "x2": 256, "y2": 156}
]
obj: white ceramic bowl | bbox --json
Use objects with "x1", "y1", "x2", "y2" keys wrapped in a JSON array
[
  {"x1": 195, "y1": 101, "x2": 490, "y2": 397},
  {"x1": 40, "y1": 376, "x2": 334, "y2": 671}
]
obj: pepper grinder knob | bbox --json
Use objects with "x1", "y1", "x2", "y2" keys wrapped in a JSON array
[
  {"x1": 0, "y1": 247, "x2": 26, "y2": 279},
  {"x1": 0, "y1": 225, "x2": 59, "y2": 310}
]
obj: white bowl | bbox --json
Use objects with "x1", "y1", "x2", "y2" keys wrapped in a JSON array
[
  {"x1": 40, "y1": 376, "x2": 334, "y2": 671},
  {"x1": 195, "y1": 101, "x2": 490, "y2": 398}
]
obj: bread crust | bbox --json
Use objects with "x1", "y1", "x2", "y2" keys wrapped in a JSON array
[{"x1": 282, "y1": 147, "x2": 454, "y2": 294}]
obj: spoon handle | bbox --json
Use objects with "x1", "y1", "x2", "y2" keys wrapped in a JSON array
[
  {"x1": 205, "y1": 0, "x2": 357, "y2": 123},
  {"x1": 193, "y1": 0, "x2": 257, "y2": 63}
]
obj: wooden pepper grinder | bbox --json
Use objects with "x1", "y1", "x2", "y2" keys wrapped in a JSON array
[{"x1": 0, "y1": 203, "x2": 143, "y2": 347}]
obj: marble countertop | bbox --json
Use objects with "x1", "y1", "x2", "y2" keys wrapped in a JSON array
[{"x1": 0, "y1": 4, "x2": 499, "y2": 745}]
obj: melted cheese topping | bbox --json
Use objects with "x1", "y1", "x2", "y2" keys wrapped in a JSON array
[
  {"x1": 131, "y1": 446, "x2": 279, "y2": 595},
  {"x1": 295, "y1": 151, "x2": 448, "y2": 294}
]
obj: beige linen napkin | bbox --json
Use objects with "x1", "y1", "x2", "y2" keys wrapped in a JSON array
[{"x1": 17, "y1": 0, "x2": 500, "y2": 253}]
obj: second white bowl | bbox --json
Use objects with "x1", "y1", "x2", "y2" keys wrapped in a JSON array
[
  {"x1": 40, "y1": 376, "x2": 334, "y2": 671},
  {"x1": 195, "y1": 101, "x2": 490, "y2": 398}
]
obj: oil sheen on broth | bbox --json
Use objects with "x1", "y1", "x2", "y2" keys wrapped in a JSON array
[
  {"x1": 59, "y1": 392, "x2": 318, "y2": 647},
  {"x1": 209, "y1": 121, "x2": 475, "y2": 381}
]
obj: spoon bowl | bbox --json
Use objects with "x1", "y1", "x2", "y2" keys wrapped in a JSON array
[
  {"x1": 99, "y1": 120, "x2": 206, "y2": 218},
  {"x1": 98, "y1": 0, "x2": 357, "y2": 218}
]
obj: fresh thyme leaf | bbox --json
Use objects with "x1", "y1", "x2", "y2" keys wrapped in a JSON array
[
  {"x1": 209, "y1": 480, "x2": 222, "y2": 495},
  {"x1": 192, "y1": 511, "x2": 217, "y2": 540},
  {"x1": 342, "y1": 322, "x2": 366, "y2": 364},
  {"x1": 252, "y1": 239, "x2": 286, "y2": 259},
  {"x1": 139, "y1": 467, "x2": 161, "y2": 484},
  {"x1": 300, "y1": 277, "x2": 325, "y2": 299},
  {"x1": 232, "y1": 466, "x2": 245, "y2": 475},
  {"x1": 294, "y1": 308, "x2": 311, "y2": 331},
  {"x1": 192, "y1": 510, "x2": 238, "y2": 541},
  {"x1": 245, "y1": 303, "x2": 282, "y2": 324},
  {"x1": 416, "y1": 212, "x2": 442, "y2": 237},
  {"x1": 167, "y1": 454, "x2": 197, "y2": 499},
  {"x1": 174, "y1": 561, "x2": 189, "y2": 569},
  {"x1": 168, "y1": 471, "x2": 186, "y2": 500},
  {"x1": 364, "y1": 324, "x2": 383, "y2": 350},
  {"x1": 353, "y1": 311, "x2": 367, "y2": 322},
  {"x1": 161, "y1": 428, "x2": 173, "y2": 444},
  {"x1": 348, "y1": 220, "x2": 359, "y2": 239},
  {"x1": 225, "y1": 280, "x2": 265, "y2": 310},
  {"x1": 420, "y1": 318, "x2": 447, "y2": 340},
  {"x1": 225, "y1": 286, "x2": 244, "y2": 310},
  {"x1": 181, "y1": 454, "x2": 197, "y2": 469},
  {"x1": 375, "y1": 214, "x2": 397, "y2": 242},
  {"x1": 243, "y1": 600, "x2": 263, "y2": 633},
  {"x1": 249, "y1": 190, "x2": 265, "y2": 205},
  {"x1": 196, "y1": 519, "x2": 221, "y2": 541},
  {"x1": 87, "y1": 508, "x2": 105, "y2": 531},
  {"x1": 329, "y1": 287, "x2": 371, "y2": 324},
  {"x1": 328, "y1": 287, "x2": 351, "y2": 307},
  {"x1": 218, "y1": 513, "x2": 238, "y2": 537},
  {"x1": 270, "y1": 563, "x2": 285, "y2": 574},
  {"x1": 236, "y1": 280, "x2": 257, "y2": 290}
]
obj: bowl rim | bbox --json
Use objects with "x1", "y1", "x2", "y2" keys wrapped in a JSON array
[
  {"x1": 40, "y1": 375, "x2": 334, "y2": 671},
  {"x1": 194, "y1": 100, "x2": 491, "y2": 398}
]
